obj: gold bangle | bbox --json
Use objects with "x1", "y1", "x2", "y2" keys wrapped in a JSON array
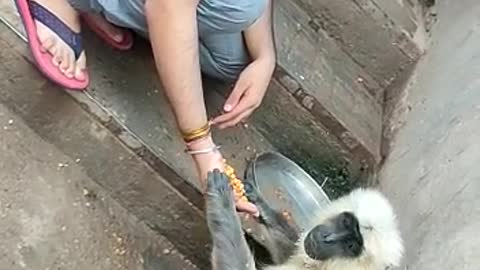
[
  {"x1": 182, "y1": 123, "x2": 211, "y2": 142},
  {"x1": 181, "y1": 123, "x2": 209, "y2": 139},
  {"x1": 183, "y1": 127, "x2": 210, "y2": 142}
]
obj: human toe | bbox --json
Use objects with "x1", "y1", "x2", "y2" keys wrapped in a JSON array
[{"x1": 73, "y1": 54, "x2": 87, "y2": 81}]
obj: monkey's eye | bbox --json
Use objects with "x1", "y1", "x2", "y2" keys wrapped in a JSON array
[
  {"x1": 345, "y1": 240, "x2": 361, "y2": 255},
  {"x1": 343, "y1": 217, "x2": 351, "y2": 227}
]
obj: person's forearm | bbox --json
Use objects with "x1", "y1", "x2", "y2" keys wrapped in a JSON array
[
  {"x1": 145, "y1": 0, "x2": 207, "y2": 133},
  {"x1": 244, "y1": 0, "x2": 275, "y2": 64}
]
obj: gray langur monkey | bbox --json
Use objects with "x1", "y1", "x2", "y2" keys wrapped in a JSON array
[{"x1": 205, "y1": 170, "x2": 404, "y2": 270}]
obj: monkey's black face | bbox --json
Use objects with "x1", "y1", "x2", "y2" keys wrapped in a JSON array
[{"x1": 303, "y1": 212, "x2": 364, "y2": 261}]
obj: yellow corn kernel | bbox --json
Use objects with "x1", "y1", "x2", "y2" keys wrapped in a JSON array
[
  {"x1": 223, "y1": 160, "x2": 249, "y2": 203},
  {"x1": 225, "y1": 167, "x2": 234, "y2": 176}
]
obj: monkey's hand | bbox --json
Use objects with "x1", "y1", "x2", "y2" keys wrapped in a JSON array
[
  {"x1": 205, "y1": 169, "x2": 256, "y2": 270},
  {"x1": 244, "y1": 180, "x2": 299, "y2": 242},
  {"x1": 243, "y1": 181, "x2": 273, "y2": 224},
  {"x1": 205, "y1": 169, "x2": 236, "y2": 215}
]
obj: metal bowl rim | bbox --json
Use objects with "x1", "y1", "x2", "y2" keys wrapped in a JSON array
[{"x1": 248, "y1": 151, "x2": 330, "y2": 202}]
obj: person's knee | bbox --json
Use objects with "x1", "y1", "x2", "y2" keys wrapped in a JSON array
[{"x1": 199, "y1": 0, "x2": 267, "y2": 33}]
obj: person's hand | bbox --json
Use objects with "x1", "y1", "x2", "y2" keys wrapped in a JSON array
[
  {"x1": 211, "y1": 58, "x2": 275, "y2": 129},
  {"x1": 194, "y1": 152, "x2": 259, "y2": 215},
  {"x1": 188, "y1": 137, "x2": 259, "y2": 216}
]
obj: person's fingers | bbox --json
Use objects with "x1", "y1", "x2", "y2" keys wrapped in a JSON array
[
  {"x1": 236, "y1": 201, "x2": 259, "y2": 217},
  {"x1": 212, "y1": 96, "x2": 254, "y2": 125},
  {"x1": 217, "y1": 108, "x2": 254, "y2": 129},
  {"x1": 223, "y1": 79, "x2": 248, "y2": 112}
]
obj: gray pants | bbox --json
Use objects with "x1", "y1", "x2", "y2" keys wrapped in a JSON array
[{"x1": 69, "y1": 0, "x2": 267, "y2": 81}]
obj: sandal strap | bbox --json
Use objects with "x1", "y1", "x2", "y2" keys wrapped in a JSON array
[{"x1": 30, "y1": 1, "x2": 84, "y2": 59}]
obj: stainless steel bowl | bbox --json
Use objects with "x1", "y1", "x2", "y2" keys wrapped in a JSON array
[{"x1": 244, "y1": 152, "x2": 330, "y2": 230}]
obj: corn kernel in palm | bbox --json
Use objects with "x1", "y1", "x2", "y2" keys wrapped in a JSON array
[
  {"x1": 225, "y1": 167, "x2": 234, "y2": 176},
  {"x1": 236, "y1": 182, "x2": 244, "y2": 190},
  {"x1": 224, "y1": 160, "x2": 249, "y2": 203}
]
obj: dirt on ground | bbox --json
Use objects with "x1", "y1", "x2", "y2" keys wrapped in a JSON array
[{"x1": 0, "y1": 104, "x2": 150, "y2": 270}]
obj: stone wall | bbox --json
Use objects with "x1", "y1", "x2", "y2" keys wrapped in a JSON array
[
  {"x1": 380, "y1": 1, "x2": 479, "y2": 269},
  {"x1": 240, "y1": 0, "x2": 423, "y2": 192}
]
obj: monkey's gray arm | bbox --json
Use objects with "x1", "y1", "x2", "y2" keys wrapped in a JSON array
[
  {"x1": 205, "y1": 170, "x2": 256, "y2": 270},
  {"x1": 244, "y1": 182, "x2": 299, "y2": 265}
]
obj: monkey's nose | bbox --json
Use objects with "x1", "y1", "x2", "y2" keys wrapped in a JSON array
[{"x1": 321, "y1": 232, "x2": 335, "y2": 243}]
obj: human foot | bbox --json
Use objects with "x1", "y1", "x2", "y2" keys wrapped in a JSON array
[
  {"x1": 80, "y1": 12, "x2": 133, "y2": 50},
  {"x1": 31, "y1": 0, "x2": 87, "y2": 81},
  {"x1": 81, "y1": 13, "x2": 123, "y2": 41}
]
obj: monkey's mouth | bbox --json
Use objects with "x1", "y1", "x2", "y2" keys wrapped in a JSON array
[
  {"x1": 303, "y1": 221, "x2": 363, "y2": 261},
  {"x1": 303, "y1": 225, "x2": 334, "y2": 260}
]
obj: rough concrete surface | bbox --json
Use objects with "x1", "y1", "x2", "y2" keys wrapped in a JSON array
[
  {"x1": 0, "y1": 103, "x2": 196, "y2": 270},
  {"x1": 274, "y1": 0, "x2": 384, "y2": 162},
  {"x1": 0, "y1": 104, "x2": 129, "y2": 270},
  {"x1": 0, "y1": 0, "x2": 276, "y2": 194},
  {"x1": 0, "y1": 0, "x2": 370, "y2": 196},
  {"x1": 2, "y1": 0, "x2": 479, "y2": 269},
  {"x1": 4, "y1": 0, "x2": 390, "y2": 200},
  {"x1": 0, "y1": 22, "x2": 207, "y2": 269},
  {"x1": 380, "y1": 1, "x2": 480, "y2": 269}
]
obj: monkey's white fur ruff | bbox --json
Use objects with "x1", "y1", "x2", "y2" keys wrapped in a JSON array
[{"x1": 266, "y1": 188, "x2": 404, "y2": 270}]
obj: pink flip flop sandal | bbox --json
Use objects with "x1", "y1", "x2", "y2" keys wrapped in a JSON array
[
  {"x1": 15, "y1": 0, "x2": 89, "y2": 90},
  {"x1": 80, "y1": 13, "x2": 133, "y2": 51}
]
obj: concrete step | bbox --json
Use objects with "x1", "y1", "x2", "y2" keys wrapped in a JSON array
[
  {"x1": 0, "y1": 24, "x2": 211, "y2": 269},
  {"x1": 0, "y1": 0, "x2": 277, "y2": 194},
  {"x1": 0, "y1": 1, "x2": 386, "y2": 268},
  {"x1": 272, "y1": 0, "x2": 424, "y2": 167},
  {"x1": 1, "y1": 0, "x2": 369, "y2": 198},
  {"x1": 0, "y1": 102, "x2": 198, "y2": 270},
  {"x1": 75, "y1": 28, "x2": 367, "y2": 197}
]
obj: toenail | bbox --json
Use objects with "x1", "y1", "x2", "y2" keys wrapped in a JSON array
[
  {"x1": 113, "y1": 34, "x2": 123, "y2": 42},
  {"x1": 76, "y1": 73, "x2": 85, "y2": 80}
]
